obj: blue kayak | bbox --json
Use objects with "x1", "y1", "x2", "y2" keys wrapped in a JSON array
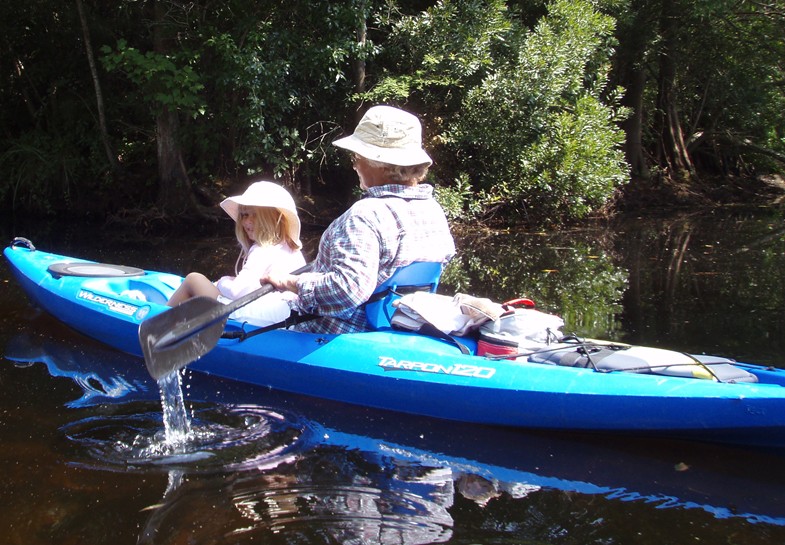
[{"x1": 6, "y1": 238, "x2": 785, "y2": 447}]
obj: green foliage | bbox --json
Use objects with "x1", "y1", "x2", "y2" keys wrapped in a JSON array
[
  {"x1": 451, "y1": 0, "x2": 628, "y2": 222},
  {"x1": 100, "y1": 39, "x2": 205, "y2": 116},
  {"x1": 612, "y1": 0, "x2": 785, "y2": 180},
  {"x1": 180, "y1": 1, "x2": 361, "y2": 182},
  {"x1": 359, "y1": 0, "x2": 628, "y2": 223},
  {"x1": 0, "y1": 0, "x2": 117, "y2": 214},
  {"x1": 364, "y1": 0, "x2": 512, "y2": 110},
  {"x1": 433, "y1": 173, "x2": 485, "y2": 221},
  {"x1": 0, "y1": 137, "x2": 67, "y2": 215},
  {"x1": 1, "y1": 0, "x2": 783, "y2": 220},
  {"x1": 694, "y1": 2, "x2": 785, "y2": 165},
  {"x1": 0, "y1": 121, "x2": 105, "y2": 215},
  {"x1": 196, "y1": 21, "x2": 345, "y2": 180}
]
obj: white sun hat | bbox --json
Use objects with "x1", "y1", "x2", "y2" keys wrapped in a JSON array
[
  {"x1": 332, "y1": 105, "x2": 432, "y2": 166},
  {"x1": 220, "y1": 181, "x2": 301, "y2": 247}
]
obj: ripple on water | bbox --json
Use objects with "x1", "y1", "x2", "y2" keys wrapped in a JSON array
[
  {"x1": 60, "y1": 403, "x2": 310, "y2": 473},
  {"x1": 135, "y1": 456, "x2": 456, "y2": 544}
]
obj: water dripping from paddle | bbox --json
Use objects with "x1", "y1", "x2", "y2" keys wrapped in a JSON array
[
  {"x1": 157, "y1": 370, "x2": 192, "y2": 449},
  {"x1": 62, "y1": 365, "x2": 310, "y2": 471}
]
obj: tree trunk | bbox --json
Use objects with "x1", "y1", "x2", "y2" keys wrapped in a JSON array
[
  {"x1": 351, "y1": 4, "x2": 367, "y2": 127},
  {"x1": 614, "y1": 0, "x2": 656, "y2": 184},
  {"x1": 75, "y1": 0, "x2": 117, "y2": 171},
  {"x1": 353, "y1": 12, "x2": 366, "y2": 96},
  {"x1": 655, "y1": 0, "x2": 696, "y2": 180},
  {"x1": 621, "y1": 63, "x2": 650, "y2": 181},
  {"x1": 152, "y1": 0, "x2": 198, "y2": 215},
  {"x1": 155, "y1": 106, "x2": 194, "y2": 212}
]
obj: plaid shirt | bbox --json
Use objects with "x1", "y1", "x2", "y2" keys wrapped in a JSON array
[{"x1": 295, "y1": 184, "x2": 455, "y2": 334}]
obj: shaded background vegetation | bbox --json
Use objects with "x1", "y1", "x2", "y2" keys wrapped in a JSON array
[{"x1": 1, "y1": 0, "x2": 783, "y2": 226}]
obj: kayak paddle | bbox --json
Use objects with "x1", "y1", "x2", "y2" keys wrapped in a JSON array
[{"x1": 139, "y1": 263, "x2": 311, "y2": 380}]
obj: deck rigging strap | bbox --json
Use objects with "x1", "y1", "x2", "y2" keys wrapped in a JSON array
[
  {"x1": 411, "y1": 321, "x2": 471, "y2": 355},
  {"x1": 221, "y1": 310, "x2": 470, "y2": 356},
  {"x1": 221, "y1": 311, "x2": 319, "y2": 341},
  {"x1": 362, "y1": 283, "x2": 433, "y2": 306}
]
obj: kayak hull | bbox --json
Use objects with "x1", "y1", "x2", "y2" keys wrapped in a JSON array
[{"x1": 7, "y1": 241, "x2": 785, "y2": 446}]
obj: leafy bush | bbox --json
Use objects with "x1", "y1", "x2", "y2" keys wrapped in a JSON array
[
  {"x1": 450, "y1": 0, "x2": 629, "y2": 222},
  {"x1": 433, "y1": 172, "x2": 485, "y2": 221},
  {"x1": 357, "y1": 0, "x2": 628, "y2": 224}
]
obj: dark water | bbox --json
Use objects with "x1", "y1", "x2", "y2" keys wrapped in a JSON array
[{"x1": 2, "y1": 208, "x2": 785, "y2": 544}]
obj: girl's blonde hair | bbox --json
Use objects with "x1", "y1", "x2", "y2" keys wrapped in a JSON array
[{"x1": 233, "y1": 205, "x2": 301, "y2": 273}]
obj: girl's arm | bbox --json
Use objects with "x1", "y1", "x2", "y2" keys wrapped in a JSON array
[
  {"x1": 216, "y1": 246, "x2": 273, "y2": 299},
  {"x1": 219, "y1": 244, "x2": 305, "y2": 299}
]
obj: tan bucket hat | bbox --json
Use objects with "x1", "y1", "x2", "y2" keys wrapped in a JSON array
[
  {"x1": 332, "y1": 105, "x2": 432, "y2": 166},
  {"x1": 220, "y1": 181, "x2": 301, "y2": 247}
]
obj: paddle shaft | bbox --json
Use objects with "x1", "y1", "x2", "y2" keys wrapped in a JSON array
[
  {"x1": 154, "y1": 262, "x2": 311, "y2": 349},
  {"x1": 140, "y1": 263, "x2": 310, "y2": 379},
  {"x1": 152, "y1": 283, "x2": 277, "y2": 351}
]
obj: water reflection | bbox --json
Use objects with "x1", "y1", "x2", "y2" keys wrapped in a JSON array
[
  {"x1": 612, "y1": 212, "x2": 785, "y2": 363},
  {"x1": 6, "y1": 323, "x2": 785, "y2": 543},
  {"x1": 444, "y1": 228, "x2": 628, "y2": 340},
  {"x1": 5, "y1": 331, "x2": 152, "y2": 407},
  {"x1": 138, "y1": 452, "x2": 455, "y2": 544},
  {"x1": 443, "y1": 210, "x2": 785, "y2": 364}
]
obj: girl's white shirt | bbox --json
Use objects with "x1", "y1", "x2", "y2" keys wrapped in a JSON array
[
  {"x1": 215, "y1": 241, "x2": 306, "y2": 327},
  {"x1": 216, "y1": 241, "x2": 305, "y2": 300}
]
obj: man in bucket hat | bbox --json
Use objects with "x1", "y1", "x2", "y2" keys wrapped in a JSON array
[{"x1": 263, "y1": 105, "x2": 456, "y2": 334}]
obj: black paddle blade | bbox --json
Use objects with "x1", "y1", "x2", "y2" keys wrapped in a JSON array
[{"x1": 139, "y1": 297, "x2": 228, "y2": 380}]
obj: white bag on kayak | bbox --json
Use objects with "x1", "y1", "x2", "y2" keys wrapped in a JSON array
[
  {"x1": 478, "y1": 308, "x2": 565, "y2": 358},
  {"x1": 390, "y1": 292, "x2": 505, "y2": 336}
]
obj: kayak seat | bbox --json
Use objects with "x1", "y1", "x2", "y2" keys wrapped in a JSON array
[
  {"x1": 365, "y1": 261, "x2": 443, "y2": 330},
  {"x1": 80, "y1": 276, "x2": 181, "y2": 306}
]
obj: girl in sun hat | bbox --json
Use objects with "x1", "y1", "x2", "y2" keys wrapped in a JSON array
[
  {"x1": 261, "y1": 105, "x2": 455, "y2": 334},
  {"x1": 167, "y1": 181, "x2": 305, "y2": 326}
]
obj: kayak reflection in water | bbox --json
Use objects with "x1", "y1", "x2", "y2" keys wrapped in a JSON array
[
  {"x1": 8, "y1": 326, "x2": 785, "y2": 538},
  {"x1": 138, "y1": 449, "x2": 457, "y2": 544}
]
